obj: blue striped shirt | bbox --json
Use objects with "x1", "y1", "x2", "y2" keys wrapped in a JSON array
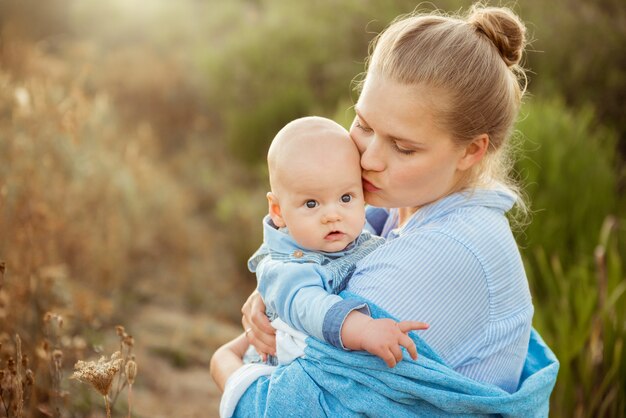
[{"x1": 348, "y1": 187, "x2": 533, "y2": 393}]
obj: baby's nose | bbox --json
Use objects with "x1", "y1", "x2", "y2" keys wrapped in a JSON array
[{"x1": 322, "y1": 212, "x2": 341, "y2": 223}]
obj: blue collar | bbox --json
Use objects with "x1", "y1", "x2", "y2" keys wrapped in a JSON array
[{"x1": 392, "y1": 186, "x2": 517, "y2": 236}]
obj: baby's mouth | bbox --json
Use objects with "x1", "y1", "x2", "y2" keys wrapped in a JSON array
[{"x1": 325, "y1": 231, "x2": 345, "y2": 241}]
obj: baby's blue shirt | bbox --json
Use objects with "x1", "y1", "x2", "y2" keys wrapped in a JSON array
[{"x1": 248, "y1": 216, "x2": 384, "y2": 349}]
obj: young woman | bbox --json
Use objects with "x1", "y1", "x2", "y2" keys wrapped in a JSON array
[{"x1": 216, "y1": 4, "x2": 558, "y2": 416}]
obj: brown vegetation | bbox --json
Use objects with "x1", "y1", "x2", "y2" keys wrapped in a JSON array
[{"x1": 0, "y1": 6, "x2": 257, "y2": 415}]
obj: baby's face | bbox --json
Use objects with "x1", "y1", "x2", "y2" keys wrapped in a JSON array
[{"x1": 276, "y1": 145, "x2": 365, "y2": 252}]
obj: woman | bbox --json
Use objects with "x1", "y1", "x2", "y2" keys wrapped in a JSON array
[{"x1": 216, "y1": 4, "x2": 558, "y2": 416}]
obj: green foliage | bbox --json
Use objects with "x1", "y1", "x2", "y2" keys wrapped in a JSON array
[
  {"x1": 515, "y1": 97, "x2": 620, "y2": 264},
  {"x1": 202, "y1": 0, "x2": 421, "y2": 164},
  {"x1": 203, "y1": 0, "x2": 626, "y2": 165},
  {"x1": 528, "y1": 218, "x2": 626, "y2": 417},
  {"x1": 518, "y1": 0, "x2": 626, "y2": 151},
  {"x1": 515, "y1": 98, "x2": 626, "y2": 416},
  {"x1": 204, "y1": 0, "x2": 352, "y2": 162}
]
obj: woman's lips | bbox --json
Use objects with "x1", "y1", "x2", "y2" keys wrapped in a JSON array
[{"x1": 362, "y1": 178, "x2": 381, "y2": 193}]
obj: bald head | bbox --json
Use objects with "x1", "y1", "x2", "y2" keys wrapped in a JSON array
[{"x1": 268, "y1": 116, "x2": 359, "y2": 195}]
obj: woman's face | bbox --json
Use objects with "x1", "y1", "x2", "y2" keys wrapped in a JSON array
[{"x1": 350, "y1": 72, "x2": 470, "y2": 210}]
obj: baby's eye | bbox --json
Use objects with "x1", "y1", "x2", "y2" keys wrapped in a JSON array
[
  {"x1": 305, "y1": 200, "x2": 319, "y2": 209},
  {"x1": 341, "y1": 194, "x2": 352, "y2": 203}
]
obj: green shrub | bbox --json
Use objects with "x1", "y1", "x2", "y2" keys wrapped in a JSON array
[
  {"x1": 518, "y1": 0, "x2": 626, "y2": 149},
  {"x1": 202, "y1": 0, "x2": 426, "y2": 164},
  {"x1": 515, "y1": 97, "x2": 626, "y2": 416},
  {"x1": 529, "y1": 217, "x2": 625, "y2": 417},
  {"x1": 515, "y1": 97, "x2": 620, "y2": 267}
]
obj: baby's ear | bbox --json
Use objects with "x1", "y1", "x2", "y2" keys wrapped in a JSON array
[{"x1": 267, "y1": 192, "x2": 286, "y2": 227}]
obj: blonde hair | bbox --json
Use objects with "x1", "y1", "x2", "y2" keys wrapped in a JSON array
[{"x1": 365, "y1": 4, "x2": 528, "y2": 206}]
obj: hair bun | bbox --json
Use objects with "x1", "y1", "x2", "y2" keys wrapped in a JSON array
[{"x1": 468, "y1": 6, "x2": 526, "y2": 67}]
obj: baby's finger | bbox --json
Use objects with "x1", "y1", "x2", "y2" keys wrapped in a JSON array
[
  {"x1": 397, "y1": 321, "x2": 429, "y2": 334},
  {"x1": 382, "y1": 349, "x2": 397, "y2": 368},
  {"x1": 399, "y1": 333, "x2": 418, "y2": 360},
  {"x1": 390, "y1": 344, "x2": 403, "y2": 364}
]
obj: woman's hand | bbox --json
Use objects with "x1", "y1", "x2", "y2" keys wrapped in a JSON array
[{"x1": 241, "y1": 290, "x2": 276, "y2": 358}]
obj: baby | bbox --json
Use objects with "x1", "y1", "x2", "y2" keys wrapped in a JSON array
[{"x1": 212, "y1": 117, "x2": 427, "y2": 417}]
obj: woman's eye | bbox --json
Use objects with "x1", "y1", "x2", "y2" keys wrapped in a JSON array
[
  {"x1": 355, "y1": 120, "x2": 373, "y2": 133},
  {"x1": 305, "y1": 200, "x2": 318, "y2": 208},
  {"x1": 392, "y1": 141, "x2": 416, "y2": 155},
  {"x1": 341, "y1": 194, "x2": 352, "y2": 203}
]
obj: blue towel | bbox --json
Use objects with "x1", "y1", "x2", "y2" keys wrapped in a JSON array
[{"x1": 233, "y1": 292, "x2": 559, "y2": 417}]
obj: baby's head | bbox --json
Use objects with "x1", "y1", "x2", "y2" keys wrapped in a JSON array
[{"x1": 267, "y1": 116, "x2": 365, "y2": 252}]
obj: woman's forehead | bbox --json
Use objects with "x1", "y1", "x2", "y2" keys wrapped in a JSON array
[
  {"x1": 356, "y1": 74, "x2": 448, "y2": 143},
  {"x1": 359, "y1": 72, "x2": 446, "y2": 115}
]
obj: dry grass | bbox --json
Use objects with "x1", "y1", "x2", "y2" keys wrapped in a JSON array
[
  {"x1": 0, "y1": 335, "x2": 34, "y2": 418},
  {"x1": 0, "y1": 8, "x2": 258, "y2": 415}
]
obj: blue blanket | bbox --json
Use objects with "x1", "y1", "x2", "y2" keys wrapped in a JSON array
[{"x1": 234, "y1": 292, "x2": 559, "y2": 417}]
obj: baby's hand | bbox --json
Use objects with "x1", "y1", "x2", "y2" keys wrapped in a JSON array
[
  {"x1": 341, "y1": 311, "x2": 428, "y2": 367},
  {"x1": 358, "y1": 318, "x2": 429, "y2": 367}
]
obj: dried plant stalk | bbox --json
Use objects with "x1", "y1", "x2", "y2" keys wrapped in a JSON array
[
  {"x1": 0, "y1": 334, "x2": 34, "y2": 418},
  {"x1": 72, "y1": 351, "x2": 123, "y2": 418},
  {"x1": 44, "y1": 312, "x2": 64, "y2": 418},
  {"x1": 125, "y1": 357, "x2": 137, "y2": 418},
  {"x1": 72, "y1": 326, "x2": 138, "y2": 418},
  {"x1": 14, "y1": 335, "x2": 24, "y2": 418},
  {"x1": 71, "y1": 352, "x2": 123, "y2": 397}
]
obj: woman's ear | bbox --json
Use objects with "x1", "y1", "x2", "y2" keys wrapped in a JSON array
[
  {"x1": 267, "y1": 192, "x2": 286, "y2": 227},
  {"x1": 457, "y1": 134, "x2": 489, "y2": 171}
]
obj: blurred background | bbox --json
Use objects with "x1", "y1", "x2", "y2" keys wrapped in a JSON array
[{"x1": 0, "y1": 0, "x2": 624, "y2": 416}]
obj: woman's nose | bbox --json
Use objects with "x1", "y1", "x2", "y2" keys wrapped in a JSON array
[{"x1": 360, "y1": 137, "x2": 385, "y2": 172}]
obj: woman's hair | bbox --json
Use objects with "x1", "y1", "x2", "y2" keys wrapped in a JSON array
[{"x1": 365, "y1": 3, "x2": 528, "y2": 202}]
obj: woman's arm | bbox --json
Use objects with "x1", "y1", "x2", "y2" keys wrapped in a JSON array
[{"x1": 210, "y1": 333, "x2": 249, "y2": 392}]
